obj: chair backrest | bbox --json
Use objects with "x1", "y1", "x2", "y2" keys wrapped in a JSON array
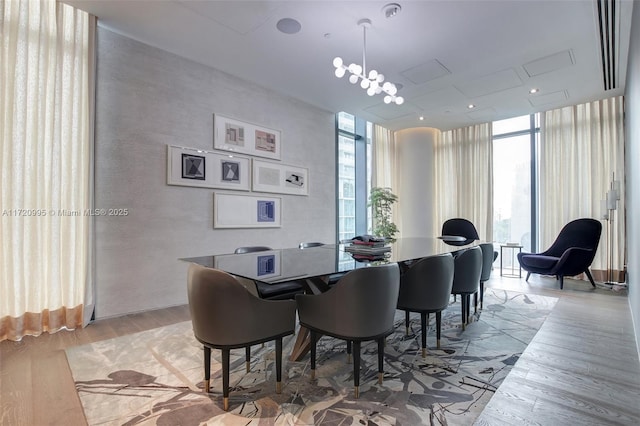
[
  {"x1": 479, "y1": 243, "x2": 495, "y2": 282},
  {"x1": 441, "y1": 218, "x2": 480, "y2": 246},
  {"x1": 299, "y1": 242, "x2": 325, "y2": 249},
  {"x1": 543, "y1": 218, "x2": 602, "y2": 258},
  {"x1": 234, "y1": 246, "x2": 272, "y2": 254},
  {"x1": 452, "y1": 246, "x2": 482, "y2": 294},
  {"x1": 188, "y1": 264, "x2": 296, "y2": 347},
  {"x1": 324, "y1": 263, "x2": 400, "y2": 339},
  {"x1": 398, "y1": 253, "x2": 454, "y2": 312},
  {"x1": 187, "y1": 264, "x2": 261, "y2": 346}
]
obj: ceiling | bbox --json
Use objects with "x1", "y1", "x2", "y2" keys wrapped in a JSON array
[{"x1": 64, "y1": 0, "x2": 634, "y2": 131}]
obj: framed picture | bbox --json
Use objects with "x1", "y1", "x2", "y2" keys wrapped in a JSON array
[
  {"x1": 252, "y1": 159, "x2": 309, "y2": 196},
  {"x1": 167, "y1": 145, "x2": 250, "y2": 191},
  {"x1": 213, "y1": 114, "x2": 281, "y2": 160},
  {"x1": 182, "y1": 154, "x2": 205, "y2": 180},
  {"x1": 213, "y1": 193, "x2": 282, "y2": 228}
]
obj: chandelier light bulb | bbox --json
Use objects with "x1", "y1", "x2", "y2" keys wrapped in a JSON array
[{"x1": 332, "y1": 19, "x2": 403, "y2": 105}]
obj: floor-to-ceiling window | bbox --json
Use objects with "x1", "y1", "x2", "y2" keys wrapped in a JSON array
[
  {"x1": 492, "y1": 115, "x2": 539, "y2": 262},
  {"x1": 336, "y1": 112, "x2": 372, "y2": 243}
]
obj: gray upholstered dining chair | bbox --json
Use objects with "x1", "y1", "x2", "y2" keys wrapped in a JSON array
[
  {"x1": 233, "y1": 246, "x2": 305, "y2": 300},
  {"x1": 476, "y1": 243, "x2": 495, "y2": 311},
  {"x1": 187, "y1": 263, "x2": 296, "y2": 411},
  {"x1": 295, "y1": 263, "x2": 400, "y2": 398},
  {"x1": 451, "y1": 246, "x2": 482, "y2": 330},
  {"x1": 397, "y1": 253, "x2": 454, "y2": 357}
]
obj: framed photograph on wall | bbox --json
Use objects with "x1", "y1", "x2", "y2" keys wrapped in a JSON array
[
  {"x1": 213, "y1": 192, "x2": 282, "y2": 228},
  {"x1": 167, "y1": 145, "x2": 250, "y2": 191},
  {"x1": 213, "y1": 114, "x2": 281, "y2": 160},
  {"x1": 252, "y1": 159, "x2": 309, "y2": 196},
  {"x1": 182, "y1": 153, "x2": 206, "y2": 180}
]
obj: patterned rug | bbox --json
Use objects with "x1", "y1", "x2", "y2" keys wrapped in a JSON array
[{"x1": 66, "y1": 289, "x2": 557, "y2": 425}]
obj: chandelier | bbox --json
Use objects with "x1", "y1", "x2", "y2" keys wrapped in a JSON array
[{"x1": 332, "y1": 18, "x2": 404, "y2": 105}]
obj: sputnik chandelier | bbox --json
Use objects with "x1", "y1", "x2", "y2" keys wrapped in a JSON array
[{"x1": 332, "y1": 18, "x2": 404, "y2": 105}]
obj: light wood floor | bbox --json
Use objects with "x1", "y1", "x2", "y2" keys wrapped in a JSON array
[{"x1": 1, "y1": 275, "x2": 638, "y2": 425}]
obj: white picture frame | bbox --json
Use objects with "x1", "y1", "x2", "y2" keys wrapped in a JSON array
[
  {"x1": 252, "y1": 159, "x2": 309, "y2": 196},
  {"x1": 167, "y1": 145, "x2": 250, "y2": 191},
  {"x1": 213, "y1": 192, "x2": 282, "y2": 228},
  {"x1": 213, "y1": 114, "x2": 281, "y2": 160}
]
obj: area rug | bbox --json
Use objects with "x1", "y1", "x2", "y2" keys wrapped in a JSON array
[{"x1": 66, "y1": 289, "x2": 557, "y2": 425}]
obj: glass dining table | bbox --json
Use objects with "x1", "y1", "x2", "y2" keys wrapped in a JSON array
[{"x1": 181, "y1": 236, "x2": 475, "y2": 360}]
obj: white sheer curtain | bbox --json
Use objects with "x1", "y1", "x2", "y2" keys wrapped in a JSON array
[
  {"x1": 372, "y1": 124, "x2": 400, "y2": 233},
  {"x1": 539, "y1": 96, "x2": 625, "y2": 280},
  {"x1": 0, "y1": 0, "x2": 94, "y2": 341},
  {"x1": 433, "y1": 123, "x2": 493, "y2": 240}
]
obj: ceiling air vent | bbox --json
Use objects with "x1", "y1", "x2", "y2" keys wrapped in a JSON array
[{"x1": 595, "y1": 0, "x2": 620, "y2": 90}]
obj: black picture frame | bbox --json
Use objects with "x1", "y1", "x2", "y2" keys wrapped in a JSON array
[{"x1": 182, "y1": 154, "x2": 205, "y2": 180}]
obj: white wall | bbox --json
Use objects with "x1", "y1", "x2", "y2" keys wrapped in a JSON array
[
  {"x1": 94, "y1": 28, "x2": 336, "y2": 318},
  {"x1": 624, "y1": 4, "x2": 640, "y2": 355},
  {"x1": 394, "y1": 128, "x2": 439, "y2": 237}
]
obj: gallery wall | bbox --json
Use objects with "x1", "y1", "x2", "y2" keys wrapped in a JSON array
[
  {"x1": 94, "y1": 27, "x2": 336, "y2": 318},
  {"x1": 624, "y1": 4, "x2": 640, "y2": 356}
]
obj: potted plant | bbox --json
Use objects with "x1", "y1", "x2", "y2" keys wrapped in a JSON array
[{"x1": 369, "y1": 187, "x2": 399, "y2": 241}]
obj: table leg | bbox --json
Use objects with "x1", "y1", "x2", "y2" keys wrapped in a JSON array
[
  {"x1": 289, "y1": 276, "x2": 329, "y2": 361},
  {"x1": 289, "y1": 326, "x2": 311, "y2": 361}
]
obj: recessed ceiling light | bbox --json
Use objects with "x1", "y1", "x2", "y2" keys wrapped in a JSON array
[
  {"x1": 529, "y1": 88, "x2": 539, "y2": 94},
  {"x1": 276, "y1": 18, "x2": 302, "y2": 34},
  {"x1": 382, "y1": 3, "x2": 402, "y2": 19},
  {"x1": 419, "y1": 116, "x2": 424, "y2": 121},
  {"x1": 468, "y1": 104, "x2": 476, "y2": 109}
]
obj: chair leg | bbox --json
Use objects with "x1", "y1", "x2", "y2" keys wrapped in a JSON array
[
  {"x1": 436, "y1": 311, "x2": 442, "y2": 348},
  {"x1": 310, "y1": 331, "x2": 317, "y2": 380},
  {"x1": 346, "y1": 340, "x2": 352, "y2": 364},
  {"x1": 525, "y1": 272, "x2": 531, "y2": 282},
  {"x1": 405, "y1": 310, "x2": 410, "y2": 335},
  {"x1": 353, "y1": 340, "x2": 361, "y2": 398},
  {"x1": 275, "y1": 337, "x2": 283, "y2": 394},
  {"x1": 460, "y1": 296, "x2": 466, "y2": 330},
  {"x1": 222, "y1": 348, "x2": 230, "y2": 411},
  {"x1": 559, "y1": 275, "x2": 564, "y2": 290},
  {"x1": 420, "y1": 312, "x2": 427, "y2": 358},
  {"x1": 203, "y1": 346, "x2": 211, "y2": 393},
  {"x1": 474, "y1": 292, "x2": 478, "y2": 314},
  {"x1": 480, "y1": 281, "x2": 484, "y2": 310},
  {"x1": 377, "y1": 338, "x2": 384, "y2": 384},
  {"x1": 245, "y1": 346, "x2": 251, "y2": 373},
  {"x1": 585, "y1": 269, "x2": 597, "y2": 287}
]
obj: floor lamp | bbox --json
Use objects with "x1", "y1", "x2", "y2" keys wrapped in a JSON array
[{"x1": 601, "y1": 174, "x2": 620, "y2": 286}]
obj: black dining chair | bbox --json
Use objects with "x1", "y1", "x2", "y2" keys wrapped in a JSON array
[
  {"x1": 451, "y1": 246, "x2": 482, "y2": 330},
  {"x1": 295, "y1": 263, "x2": 400, "y2": 398},
  {"x1": 397, "y1": 253, "x2": 455, "y2": 356},
  {"x1": 441, "y1": 218, "x2": 480, "y2": 246},
  {"x1": 187, "y1": 264, "x2": 296, "y2": 411},
  {"x1": 233, "y1": 246, "x2": 305, "y2": 300}
]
